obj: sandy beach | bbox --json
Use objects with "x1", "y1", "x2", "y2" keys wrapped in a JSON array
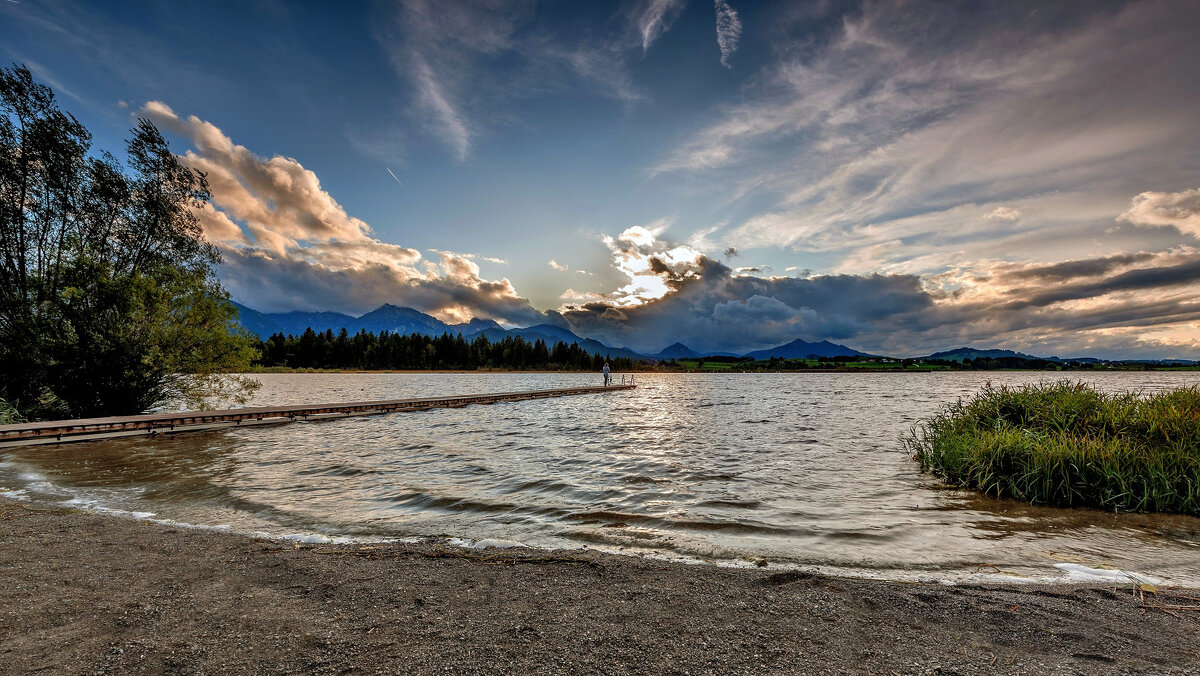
[{"x1": 1, "y1": 498, "x2": 1197, "y2": 675}]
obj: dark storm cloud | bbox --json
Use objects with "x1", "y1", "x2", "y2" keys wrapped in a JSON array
[
  {"x1": 1000, "y1": 253, "x2": 1157, "y2": 282},
  {"x1": 560, "y1": 256, "x2": 933, "y2": 353},
  {"x1": 1003, "y1": 257, "x2": 1200, "y2": 311},
  {"x1": 557, "y1": 232, "x2": 1200, "y2": 358}
]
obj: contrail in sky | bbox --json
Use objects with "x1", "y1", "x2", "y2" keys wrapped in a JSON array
[{"x1": 386, "y1": 166, "x2": 403, "y2": 186}]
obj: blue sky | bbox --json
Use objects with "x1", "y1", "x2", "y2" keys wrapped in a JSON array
[{"x1": 4, "y1": 0, "x2": 1200, "y2": 357}]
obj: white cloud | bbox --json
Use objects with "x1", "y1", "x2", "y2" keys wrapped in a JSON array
[
  {"x1": 637, "y1": 0, "x2": 686, "y2": 52},
  {"x1": 714, "y1": 0, "x2": 742, "y2": 69},
  {"x1": 592, "y1": 227, "x2": 707, "y2": 307},
  {"x1": 560, "y1": 288, "x2": 605, "y2": 302},
  {"x1": 410, "y1": 54, "x2": 473, "y2": 160},
  {"x1": 548, "y1": 259, "x2": 569, "y2": 271},
  {"x1": 1118, "y1": 187, "x2": 1200, "y2": 237},
  {"x1": 985, "y1": 207, "x2": 1021, "y2": 222}
]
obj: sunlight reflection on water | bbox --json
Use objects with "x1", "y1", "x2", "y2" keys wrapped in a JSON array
[{"x1": 2, "y1": 371, "x2": 1198, "y2": 584}]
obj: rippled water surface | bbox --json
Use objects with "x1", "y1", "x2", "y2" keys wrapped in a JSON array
[{"x1": 3, "y1": 372, "x2": 1199, "y2": 584}]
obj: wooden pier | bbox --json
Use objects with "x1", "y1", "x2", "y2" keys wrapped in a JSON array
[{"x1": 0, "y1": 384, "x2": 636, "y2": 449}]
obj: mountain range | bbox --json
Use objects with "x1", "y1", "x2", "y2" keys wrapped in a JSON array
[
  {"x1": 232, "y1": 302, "x2": 876, "y2": 361},
  {"x1": 233, "y1": 302, "x2": 1178, "y2": 364},
  {"x1": 232, "y1": 302, "x2": 501, "y2": 341}
]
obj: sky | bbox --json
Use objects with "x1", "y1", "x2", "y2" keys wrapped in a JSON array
[{"x1": 4, "y1": 0, "x2": 1200, "y2": 358}]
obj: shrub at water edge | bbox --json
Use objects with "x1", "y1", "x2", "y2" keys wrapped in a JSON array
[
  {"x1": 905, "y1": 381, "x2": 1200, "y2": 515},
  {"x1": 0, "y1": 64, "x2": 258, "y2": 420}
]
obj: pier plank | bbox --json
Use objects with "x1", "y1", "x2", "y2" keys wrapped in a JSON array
[{"x1": 0, "y1": 384, "x2": 636, "y2": 448}]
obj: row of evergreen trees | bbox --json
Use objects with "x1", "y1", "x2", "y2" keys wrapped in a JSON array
[{"x1": 254, "y1": 328, "x2": 636, "y2": 372}]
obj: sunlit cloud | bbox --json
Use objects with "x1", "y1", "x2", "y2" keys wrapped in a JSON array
[
  {"x1": 141, "y1": 102, "x2": 537, "y2": 322},
  {"x1": 560, "y1": 288, "x2": 605, "y2": 303},
  {"x1": 985, "y1": 207, "x2": 1021, "y2": 222},
  {"x1": 594, "y1": 226, "x2": 707, "y2": 307},
  {"x1": 1118, "y1": 186, "x2": 1200, "y2": 237}
]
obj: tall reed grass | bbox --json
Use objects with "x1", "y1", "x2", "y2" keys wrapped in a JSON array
[{"x1": 906, "y1": 381, "x2": 1200, "y2": 515}]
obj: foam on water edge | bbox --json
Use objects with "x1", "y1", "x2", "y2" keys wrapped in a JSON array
[{"x1": 0, "y1": 466, "x2": 1181, "y2": 588}]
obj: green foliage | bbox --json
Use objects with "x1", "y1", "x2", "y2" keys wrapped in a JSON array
[
  {"x1": 0, "y1": 64, "x2": 257, "y2": 420},
  {"x1": 0, "y1": 397, "x2": 25, "y2": 424},
  {"x1": 906, "y1": 381, "x2": 1200, "y2": 515},
  {"x1": 252, "y1": 328, "x2": 634, "y2": 372}
]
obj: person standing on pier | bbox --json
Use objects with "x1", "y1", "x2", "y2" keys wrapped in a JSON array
[{"x1": 602, "y1": 362, "x2": 611, "y2": 386}]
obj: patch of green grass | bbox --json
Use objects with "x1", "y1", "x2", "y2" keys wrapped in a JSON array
[
  {"x1": 0, "y1": 397, "x2": 25, "y2": 424},
  {"x1": 677, "y1": 360, "x2": 737, "y2": 370},
  {"x1": 905, "y1": 381, "x2": 1200, "y2": 515}
]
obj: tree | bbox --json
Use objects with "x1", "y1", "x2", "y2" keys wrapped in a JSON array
[{"x1": 0, "y1": 64, "x2": 257, "y2": 419}]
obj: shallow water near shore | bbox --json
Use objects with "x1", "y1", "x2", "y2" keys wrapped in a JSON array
[{"x1": 2, "y1": 372, "x2": 1198, "y2": 585}]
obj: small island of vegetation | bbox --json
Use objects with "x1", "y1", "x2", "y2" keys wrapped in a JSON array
[{"x1": 907, "y1": 381, "x2": 1200, "y2": 515}]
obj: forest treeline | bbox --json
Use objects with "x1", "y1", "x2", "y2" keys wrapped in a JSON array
[{"x1": 254, "y1": 328, "x2": 636, "y2": 372}]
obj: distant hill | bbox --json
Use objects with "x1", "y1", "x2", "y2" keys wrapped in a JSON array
[
  {"x1": 743, "y1": 338, "x2": 870, "y2": 360},
  {"x1": 652, "y1": 342, "x2": 700, "y2": 360},
  {"x1": 921, "y1": 347, "x2": 1043, "y2": 362}
]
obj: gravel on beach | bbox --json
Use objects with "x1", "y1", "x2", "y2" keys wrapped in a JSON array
[{"x1": 1, "y1": 499, "x2": 1197, "y2": 675}]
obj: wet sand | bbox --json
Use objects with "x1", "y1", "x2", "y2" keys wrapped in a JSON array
[{"x1": 1, "y1": 499, "x2": 1197, "y2": 675}]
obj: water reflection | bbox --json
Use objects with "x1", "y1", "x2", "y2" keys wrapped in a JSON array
[{"x1": 2, "y1": 371, "x2": 1198, "y2": 583}]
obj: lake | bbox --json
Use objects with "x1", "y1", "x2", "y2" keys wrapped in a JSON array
[{"x1": 2, "y1": 371, "x2": 1198, "y2": 585}]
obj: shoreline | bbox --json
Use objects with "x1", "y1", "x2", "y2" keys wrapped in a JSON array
[
  {"x1": 234, "y1": 367, "x2": 1196, "y2": 374},
  {"x1": 3, "y1": 498, "x2": 1197, "y2": 674}
]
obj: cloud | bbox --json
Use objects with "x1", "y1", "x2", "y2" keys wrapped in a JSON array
[
  {"x1": 595, "y1": 226, "x2": 707, "y2": 306},
  {"x1": 142, "y1": 102, "x2": 539, "y2": 323},
  {"x1": 654, "y1": 0, "x2": 1200, "y2": 287},
  {"x1": 554, "y1": 229, "x2": 1200, "y2": 358},
  {"x1": 429, "y1": 249, "x2": 507, "y2": 266},
  {"x1": 996, "y1": 253, "x2": 1156, "y2": 283},
  {"x1": 985, "y1": 207, "x2": 1021, "y2": 222},
  {"x1": 636, "y1": 0, "x2": 686, "y2": 52},
  {"x1": 560, "y1": 288, "x2": 605, "y2": 303},
  {"x1": 548, "y1": 259, "x2": 569, "y2": 271},
  {"x1": 1118, "y1": 186, "x2": 1200, "y2": 237},
  {"x1": 142, "y1": 101, "x2": 381, "y2": 253},
  {"x1": 375, "y1": 0, "x2": 644, "y2": 160},
  {"x1": 714, "y1": 0, "x2": 742, "y2": 69},
  {"x1": 410, "y1": 53, "x2": 474, "y2": 160},
  {"x1": 734, "y1": 265, "x2": 771, "y2": 275}
]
